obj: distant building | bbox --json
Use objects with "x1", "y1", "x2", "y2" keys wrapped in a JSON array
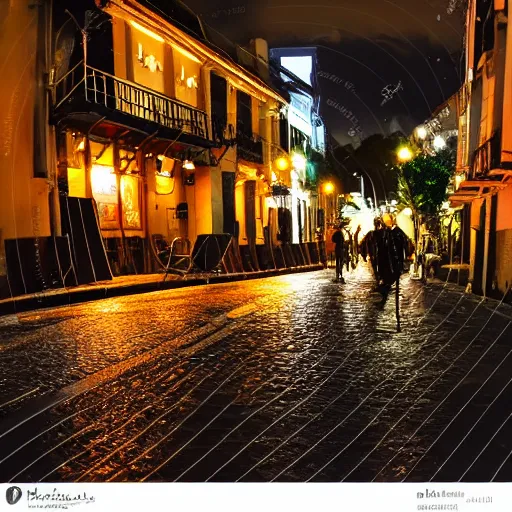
[
  {"x1": 269, "y1": 47, "x2": 326, "y2": 155},
  {"x1": 411, "y1": 95, "x2": 458, "y2": 155}
]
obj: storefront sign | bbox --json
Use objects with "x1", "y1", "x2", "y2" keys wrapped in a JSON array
[
  {"x1": 91, "y1": 165, "x2": 119, "y2": 229},
  {"x1": 121, "y1": 175, "x2": 141, "y2": 229}
]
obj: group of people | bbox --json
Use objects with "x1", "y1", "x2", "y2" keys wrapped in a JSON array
[{"x1": 331, "y1": 215, "x2": 413, "y2": 294}]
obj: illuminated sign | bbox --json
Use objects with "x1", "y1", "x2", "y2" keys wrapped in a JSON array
[
  {"x1": 121, "y1": 175, "x2": 141, "y2": 229},
  {"x1": 137, "y1": 43, "x2": 163, "y2": 73},
  {"x1": 91, "y1": 165, "x2": 119, "y2": 229}
]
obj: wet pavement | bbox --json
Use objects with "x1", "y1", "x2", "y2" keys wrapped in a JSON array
[{"x1": 0, "y1": 263, "x2": 511, "y2": 483}]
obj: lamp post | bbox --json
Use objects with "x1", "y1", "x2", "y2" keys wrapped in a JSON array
[
  {"x1": 354, "y1": 171, "x2": 377, "y2": 214},
  {"x1": 323, "y1": 181, "x2": 335, "y2": 224}
]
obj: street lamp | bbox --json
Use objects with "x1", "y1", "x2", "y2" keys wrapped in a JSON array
[
  {"x1": 416, "y1": 126, "x2": 427, "y2": 140},
  {"x1": 275, "y1": 156, "x2": 290, "y2": 172},
  {"x1": 354, "y1": 171, "x2": 377, "y2": 212},
  {"x1": 323, "y1": 182, "x2": 334, "y2": 194},
  {"x1": 292, "y1": 153, "x2": 306, "y2": 171},
  {"x1": 433, "y1": 135, "x2": 446, "y2": 150},
  {"x1": 323, "y1": 182, "x2": 335, "y2": 224},
  {"x1": 397, "y1": 146, "x2": 413, "y2": 163}
]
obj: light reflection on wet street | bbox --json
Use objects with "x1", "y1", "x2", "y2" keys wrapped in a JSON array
[{"x1": 1, "y1": 264, "x2": 512, "y2": 483}]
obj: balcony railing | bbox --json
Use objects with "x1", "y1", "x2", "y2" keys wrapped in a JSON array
[
  {"x1": 469, "y1": 130, "x2": 501, "y2": 180},
  {"x1": 236, "y1": 131, "x2": 264, "y2": 164},
  {"x1": 53, "y1": 61, "x2": 209, "y2": 140}
]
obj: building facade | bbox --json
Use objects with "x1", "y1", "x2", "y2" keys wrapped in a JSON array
[
  {"x1": 449, "y1": 0, "x2": 512, "y2": 297},
  {"x1": 0, "y1": 0, "x2": 325, "y2": 299}
]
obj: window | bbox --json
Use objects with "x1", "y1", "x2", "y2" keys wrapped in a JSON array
[
  {"x1": 236, "y1": 90, "x2": 252, "y2": 137},
  {"x1": 210, "y1": 73, "x2": 227, "y2": 140}
]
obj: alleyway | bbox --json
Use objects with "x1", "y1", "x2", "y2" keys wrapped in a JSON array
[{"x1": 0, "y1": 264, "x2": 511, "y2": 483}]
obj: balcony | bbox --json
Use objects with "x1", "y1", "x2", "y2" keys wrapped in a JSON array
[
  {"x1": 236, "y1": 131, "x2": 264, "y2": 164},
  {"x1": 52, "y1": 62, "x2": 211, "y2": 146},
  {"x1": 469, "y1": 131, "x2": 501, "y2": 180}
]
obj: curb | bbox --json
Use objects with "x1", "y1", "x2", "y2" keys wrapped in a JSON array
[{"x1": 0, "y1": 265, "x2": 324, "y2": 317}]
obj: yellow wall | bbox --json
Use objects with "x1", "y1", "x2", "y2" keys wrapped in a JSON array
[
  {"x1": 0, "y1": 0, "x2": 51, "y2": 275},
  {"x1": 193, "y1": 167, "x2": 213, "y2": 237},
  {"x1": 497, "y1": 185, "x2": 512, "y2": 231},
  {"x1": 479, "y1": 55, "x2": 495, "y2": 145},
  {"x1": 146, "y1": 157, "x2": 188, "y2": 242},
  {"x1": 112, "y1": 17, "x2": 128, "y2": 81},
  {"x1": 235, "y1": 180, "x2": 247, "y2": 244},
  {"x1": 502, "y1": 0, "x2": 512, "y2": 163},
  {"x1": 173, "y1": 48, "x2": 200, "y2": 108},
  {"x1": 128, "y1": 23, "x2": 166, "y2": 94},
  {"x1": 68, "y1": 167, "x2": 87, "y2": 197}
]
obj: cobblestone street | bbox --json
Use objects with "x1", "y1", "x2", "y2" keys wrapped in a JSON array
[{"x1": 1, "y1": 263, "x2": 511, "y2": 483}]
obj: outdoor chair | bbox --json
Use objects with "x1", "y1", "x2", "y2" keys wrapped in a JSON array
[{"x1": 163, "y1": 234, "x2": 234, "y2": 280}]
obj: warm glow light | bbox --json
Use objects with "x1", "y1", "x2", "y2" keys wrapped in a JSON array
[
  {"x1": 402, "y1": 207, "x2": 413, "y2": 216},
  {"x1": 130, "y1": 21, "x2": 164, "y2": 42},
  {"x1": 271, "y1": 172, "x2": 278, "y2": 182},
  {"x1": 171, "y1": 43, "x2": 202, "y2": 64},
  {"x1": 397, "y1": 147, "x2": 413, "y2": 162},
  {"x1": 292, "y1": 153, "x2": 306, "y2": 171},
  {"x1": 275, "y1": 157, "x2": 290, "y2": 172},
  {"x1": 156, "y1": 174, "x2": 173, "y2": 194},
  {"x1": 323, "y1": 182, "x2": 335, "y2": 194},
  {"x1": 433, "y1": 135, "x2": 446, "y2": 149},
  {"x1": 77, "y1": 140, "x2": 85, "y2": 151},
  {"x1": 183, "y1": 160, "x2": 195, "y2": 170},
  {"x1": 117, "y1": 5, "x2": 285, "y2": 103},
  {"x1": 186, "y1": 76, "x2": 198, "y2": 88},
  {"x1": 416, "y1": 126, "x2": 427, "y2": 139},
  {"x1": 131, "y1": 20, "x2": 201, "y2": 64},
  {"x1": 455, "y1": 174, "x2": 464, "y2": 189},
  {"x1": 91, "y1": 165, "x2": 116, "y2": 196}
]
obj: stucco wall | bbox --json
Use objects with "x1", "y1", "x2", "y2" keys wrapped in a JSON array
[
  {"x1": 0, "y1": 1, "x2": 51, "y2": 276},
  {"x1": 496, "y1": 229, "x2": 512, "y2": 293}
]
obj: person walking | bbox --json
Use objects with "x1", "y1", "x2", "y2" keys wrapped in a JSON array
[
  {"x1": 360, "y1": 218, "x2": 382, "y2": 285},
  {"x1": 331, "y1": 225, "x2": 345, "y2": 283},
  {"x1": 353, "y1": 225, "x2": 362, "y2": 267}
]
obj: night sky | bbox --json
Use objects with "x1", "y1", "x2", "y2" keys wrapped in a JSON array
[{"x1": 183, "y1": 0, "x2": 465, "y2": 146}]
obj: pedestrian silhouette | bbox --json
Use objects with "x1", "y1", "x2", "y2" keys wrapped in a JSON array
[
  {"x1": 331, "y1": 225, "x2": 345, "y2": 283},
  {"x1": 360, "y1": 218, "x2": 382, "y2": 285}
]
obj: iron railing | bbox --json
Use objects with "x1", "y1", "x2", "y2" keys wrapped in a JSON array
[
  {"x1": 236, "y1": 131, "x2": 264, "y2": 164},
  {"x1": 469, "y1": 130, "x2": 501, "y2": 179},
  {"x1": 53, "y1": 62, "x2": 209, "y2": 140}
]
